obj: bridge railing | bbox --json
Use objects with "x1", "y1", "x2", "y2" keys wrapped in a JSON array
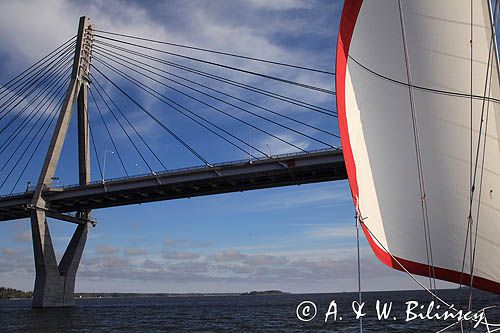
[{"x1": 0, "y1": 147, "x2": 341, "y2": 199}]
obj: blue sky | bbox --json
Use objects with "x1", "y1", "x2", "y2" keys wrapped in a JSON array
[{"x1": 0, "y1": 0, "x2": 467, "y2": 293}]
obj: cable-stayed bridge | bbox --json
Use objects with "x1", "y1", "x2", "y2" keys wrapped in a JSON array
[{"x1": 0, "y1": 17, "x2": 346, "y2": 307}]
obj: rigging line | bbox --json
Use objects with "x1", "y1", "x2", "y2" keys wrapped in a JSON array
[
  {"x1": 93, "y1": 58, "x2": 265, "y2": 159},
  {"x1": 0, "y1": 65, "x2": 71, "y2": 155},
  {"x1": 0, "y1": 36, "x2": 76, "y2": 99},
  {"x1": 347, "y1": 54, "x2": 500, "y2": 105},
  {"x1": 397, "y1": 0, "x2": 437, "y2": 295},
  {"x1": 0, "y1": 42, "x2": 76, "y2": 107},
  {"x1": 90, "y1": 77, "x2": 160, "y2": 173},
  {"x1": 94, "y1": 54, "x2": 334, "y2": 149},
  {"x1": 92, "y1": 66, "x2": 211, "y2": 166},
  {"x1": 354, "y1": 209, "x2": 363, "y2": 333},
  {"x1": 93, "y1": 29, "x2": 336, "y2": 75},
  {"x1": 95, "y1": 47, "x2": 340, "y2": 139},
  {"x1": 0, "y1": 38, "x2": 76, "y2": 99},
  {"x1": 2, "y1": 82, "x2": 65, "y2": 193},
  {"x1": 361, "y1": 221, "x2": 452, "y2": 308},
  {"x1": 468, "y1": 1, "x2": 474, "y2": 319},
  {"x1": 89, "y1": 88, "x2": 129, "y2": 177},
  {"x1": 94, "y1": 42, "x2": 337, "y2": 116},
  {"x1": 93, "y1": 36, "x2": 336, "y2": 95},
  {"x1": 94, "y1": 57, "x2": 309, "y2": 154},
  {"x1": 0, "y1": 49, "x2": 74, "y2": 123},
  {"x1": 360, "y1": 221, "x2": 500, "y2": 333},
  {"x1": 0, "y1": 56, "x2": 73, "y2": 136},
  {"x1": 0, "y1": 75, "x2": 70, "y2": 173},
  {"x1": 459, "y1": 0, "x2": 499, "y2": 299},
  {"x1": 87, "y1": 111, "x2": 104, "y2": 181},
  {"x1": 469, "y1": 77, "x2": 492, "y2": 316},
  {"x1": 466, "y1": 0, "x2": 500, "y2": 314},
  {"x1": 365, "y1": 224, "x2": 500, "y2": 333}
]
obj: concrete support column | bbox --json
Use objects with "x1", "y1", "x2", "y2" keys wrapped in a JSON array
[
  {"x1": 30, "y1": 16, "x2": 93, "y2": 308},
  {"x1": 30, "y1": 208, "x2": 88, "y2": 307}
]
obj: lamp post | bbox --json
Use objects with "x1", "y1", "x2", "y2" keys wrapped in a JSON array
[
  {"x1": 102, "y1": 149, "x2": 114, "y2": 182},
  {"x1": 135, "y1": 163, "x2": 143, "y2": 175},
  {"x1": 248, "y1": 127, "x2": 256, "y2": 160},
  {"x1": 266, "y1": 143, "x2": 272, "y2": 158}
]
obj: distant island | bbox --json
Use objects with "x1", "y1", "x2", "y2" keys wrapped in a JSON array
[
  {"x1": 241, "y1": 290, "x2": 289, "y2": 296},
  {"x1": 75, "y1": 290, "x2": 289, "y2": 298},
  {"x1": 0, "y1": 287, "x2": 288, "y2": 299},
  {"x1": 0, "y1": 287, "x2": 32, "y2": 299}
]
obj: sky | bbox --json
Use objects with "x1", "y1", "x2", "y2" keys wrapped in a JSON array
[{"x1": 0, "y1": 0, "x2": 463, "y2": 294}]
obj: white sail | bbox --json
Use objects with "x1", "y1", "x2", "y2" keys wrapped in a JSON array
[{"x1": 336, "y1": 0, "x2": 500, "y2": 294}]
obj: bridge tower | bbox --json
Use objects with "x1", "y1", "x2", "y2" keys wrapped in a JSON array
[{"x1": 29, "y1": 16, "x2": 94, "y2": 307}]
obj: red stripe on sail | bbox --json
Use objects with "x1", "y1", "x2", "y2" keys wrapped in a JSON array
[{"x1": 335, "y1": 0, "x2": 500, "y2": 295}]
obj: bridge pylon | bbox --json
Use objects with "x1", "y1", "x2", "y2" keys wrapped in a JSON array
[{"x1": 29, "y1": 16, "x2": 94, "y2": 308}]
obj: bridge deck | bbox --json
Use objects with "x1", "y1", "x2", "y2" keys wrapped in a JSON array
[{"x1": 0, "y1": 149, "x2": 347, "y2": 222}]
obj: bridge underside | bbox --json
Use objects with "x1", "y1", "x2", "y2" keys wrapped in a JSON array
[{"x1": 0, "y1": 149, "x2": 347, "y2": 223}]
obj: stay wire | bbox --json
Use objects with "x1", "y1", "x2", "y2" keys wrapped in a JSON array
[
  {"x1": 94, "y1": 54, "x2": 330, "y2": 150},
  {"x1": 0, "y1": 48, "x2": 74, "y2": 124},
  {"x1": 94, "y1": 35, "x2": 335, "y2": 95},
  {"x1": 0, "y1": 37, "x2": 76, "y2": 99},
  {"x1": 0, "y1": 64, "x2": 71, "y2": 156},
  {"x1": 87, "y1": 111, "x2": 104, "y2": 181},
  {"x1": 94, "y1": 57, "x2": 308, "y2": 154},
  {"x1": 93, "y1": 29, "x2": 335, "y2": 75},
  {"x1": 2, "y1": 78, "x2": 68, "y2": 193},
  {"x1": 0, "y1": 64, "x2": 71, "y2": 154},
  {"x1": 92, "y1": 66, "x2": 211, "y2": 166},
  {"x1": 397, "y1": 0, "x2": 437, "y2": 296},
  {"x1": 93, "y1": 57, "x2": 265, "y2": 159},
  {"x1": 90, "y1": 77, "x2": 160, "y2": 173},
  {"x1": 0, "y1": 73, "x2": 70, "y2": 174},
  {"x1": 0, "y1": 42, "x2": 75, "y2": 111},
  {"x1": 0, "y1": 55, "x2": 73, "y2": 136},
  {"x1": 465, "y1": 0, "x2": 499, "y2": 313},
  {"x1": 94, "y1": 42, "x2": 337, "y2": 116},
  {"x1": 88, "y1": 88, "x2": 129, "y2": 177},
  {"x1": 94, "y1": 47, "x2": 340, "y2": 139}
]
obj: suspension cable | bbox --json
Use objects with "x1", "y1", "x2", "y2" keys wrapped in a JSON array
[
  {"x1": 93, "y1": 66, "x2": 211, "y2": 166},
  {"x1": 2, "y1": 79, "x2": 67, "y2": 192},
  {"x1": 93, "y1": 29, "x2": 335, "y2": 75},
  {"x1": 0, "y1": 41, "x2": 75, "y2": 110},
  {"x1": 87, "y1": 111, "x2": 104, "y2": 181},
  {"x1": 0, "y1": 48, "x2": 74, "y2": 125},
  {"x1": 0, "y1": 38, "x2": 75, "y2": 100},
  {"x1": 88, "y1": 88, "x2": 129, "y2": 176},
  {"x1": 93, "y1": 58, "x2": 266, "y2": 159},
  {"x1": 93, "y1": 36, "x2": 335, "y2": 95},
  {"x1": 0, "y1": 55, "x2": 73, "y2": 136},
  {"x1": 94, "y1": 41, "x2": 337, "y2": 116},
  {"x1": 94, "y1": 54, "x2": 334, "y2": 150},
  {"x1": 95, "y1": 47, "x2": 339, "y2": 139},
  {"x1": 0, "y1": 65, "x2": 71, "y2": 157},
  {"x1": 94, "y1": 57, "x2": 308, "y2": 154},
  {"x1": 91, "y1": 78, "x2": 162, "y2": 173}
]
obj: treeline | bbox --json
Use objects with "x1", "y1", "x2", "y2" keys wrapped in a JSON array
[{"x1": 0, "y1": 287, "x2": 32, "y2": 299}]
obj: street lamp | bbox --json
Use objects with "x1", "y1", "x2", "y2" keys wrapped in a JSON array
[
  {"x1": 102, "y1": 149, "x2": 115, "y2": 182},
  {"x1": 135, "y1": 163, "x2": 143, "y2": 175},
  {"x1": 266, "y1": 143, "x2": 272, "y2": 158},
  {"x1": 248, "y1": 127, "x2": 256, "y2": 160}
]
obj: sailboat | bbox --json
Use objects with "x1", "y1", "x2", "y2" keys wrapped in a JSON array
[{"x1": 336, "y1": 0, "x2": 500, "y2": 299}]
